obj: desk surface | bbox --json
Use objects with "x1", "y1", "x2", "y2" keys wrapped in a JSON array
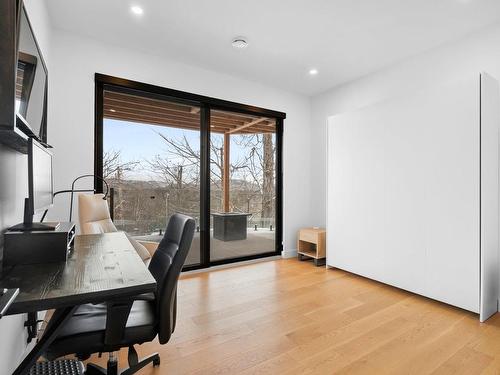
[{"x1": 0, "y1": 232, "x2": 156, "y2": 315}]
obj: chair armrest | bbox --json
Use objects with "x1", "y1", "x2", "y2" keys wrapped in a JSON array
[
  {"x1": 133, "y1": 292, "x2": 155, "y2": 302},
  {"x1": 105, "y1": 300, "x2": 133, "y2": 345},
  {"x1": 103, "y1": 292, "x2": 156, "y2": 345},
  {"x1": 138, "y1": 240, "x2": 159, "y2": 256}
]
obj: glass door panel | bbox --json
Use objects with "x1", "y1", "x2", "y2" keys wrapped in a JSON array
[
  {"x1": 102, "y1": 89, "x2": 202, "y2": 266},
  {"x1": 209, "y1": 109, "x2": 277, "y2": 261}
]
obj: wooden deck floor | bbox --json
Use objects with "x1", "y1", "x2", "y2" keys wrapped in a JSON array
[
  {"x1": 135, "y1": 229, "x2": 275, "y2": 265},
  {"x1": 85, "y1": 259, "x2": 500, "y2": 374}
]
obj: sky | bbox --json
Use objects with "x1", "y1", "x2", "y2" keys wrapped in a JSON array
[
  {"x1": 104, "y1": 118, "x2": 199, "y2": 164},
  {"x1": 103, "y1": 119, "x2": 274, "y2": 181}
]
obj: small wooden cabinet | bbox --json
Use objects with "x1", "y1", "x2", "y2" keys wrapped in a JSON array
[{"x1": 297, "y1": 228, "x2": 326, "y2": 266}]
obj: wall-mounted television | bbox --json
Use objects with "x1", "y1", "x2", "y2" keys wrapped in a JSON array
[
  {"x1": 0, "y1": 1, "x2": 49, "y2": 152},
  {"x1": 15, "y1": 4, "x2": 48, "y2": 143}
]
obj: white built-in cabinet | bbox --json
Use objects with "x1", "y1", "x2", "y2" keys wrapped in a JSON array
[{"x1": 327, "y1": 73, "x2": 500, "y2": 321}]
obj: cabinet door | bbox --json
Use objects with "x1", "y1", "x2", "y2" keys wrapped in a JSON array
[{"x1": 327, "y1": 75, "x2": 480, "y2": 312}]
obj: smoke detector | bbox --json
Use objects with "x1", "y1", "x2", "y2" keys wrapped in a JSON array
[{"x1": 232, "y1": 36, "x2": 248, "y2": 49}]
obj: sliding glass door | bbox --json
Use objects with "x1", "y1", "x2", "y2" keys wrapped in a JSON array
[
  {"x1": 101, "y1": 89, "x2": 202, "y2": 267},
  {"x1": 95, "y1": 75, "x2": 284, "y2": 270},
  {"x1": 210, "y1": 110, "x2": 277, "y2": 262}
]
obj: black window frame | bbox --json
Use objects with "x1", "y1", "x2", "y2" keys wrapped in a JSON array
[{"x1": 94, "y1": 73, "x2": 285, "y2": 271}]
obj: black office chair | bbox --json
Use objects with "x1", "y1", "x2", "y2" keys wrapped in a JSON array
[{"x1": 44, "y1": 213, "x2": 196, "y2": 375}]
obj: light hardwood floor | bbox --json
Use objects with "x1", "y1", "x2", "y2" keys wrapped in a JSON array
[{"x1": 85, "y1": 259, "x2": 500, "y2": 374}]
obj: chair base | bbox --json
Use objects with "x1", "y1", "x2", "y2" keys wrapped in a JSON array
[{"x1": 85, "y1": 352, "x2": 160, "y2": 375}]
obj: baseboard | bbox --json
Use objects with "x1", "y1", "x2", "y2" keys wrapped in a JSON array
[
  {"x1": 281, "y1": 249, "x2": 297, "y2": 258},
  {"x1": 182, "y1": 256, "x2": 282, "y2": 275}
]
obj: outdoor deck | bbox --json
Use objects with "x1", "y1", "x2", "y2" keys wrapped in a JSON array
[{"x1": 135, "y1": 229, "x2": 276, "y2": 265}]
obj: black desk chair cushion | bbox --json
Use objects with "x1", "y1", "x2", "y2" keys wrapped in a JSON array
[
  {"x1": 46, "y1": 301, "x2": 156, "y2": 357},
  {"x1": 45, "y1": 214, "x2": 195, "y2": 362}
]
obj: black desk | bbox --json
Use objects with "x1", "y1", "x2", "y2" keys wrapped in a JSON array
[{"x1": 0, "y1": 232, "x2": 157, "y2": 375}]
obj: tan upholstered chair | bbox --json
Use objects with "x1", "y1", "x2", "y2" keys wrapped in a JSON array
[{"x1": 78, "y1": 193, "x2": 158, "y2": 264}]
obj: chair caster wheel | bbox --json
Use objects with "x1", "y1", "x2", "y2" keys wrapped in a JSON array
[{"x1": 153, "y1": 356, "x2": 161, "y2": 367}]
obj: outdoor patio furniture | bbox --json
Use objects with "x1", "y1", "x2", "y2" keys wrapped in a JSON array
[{"x1": 212, "y1": 212, "x2": 252, "y2": 241}]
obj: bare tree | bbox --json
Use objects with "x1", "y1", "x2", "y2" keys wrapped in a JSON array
[
  {"x1": 233, "y1": 133, "x2": 276, "y2": 219},
  {"x1": 103, "y1": 149, "x2": 138, "y2": 180},
  {"x1": 104, "y1": 127, "x2": 276, "y2": 237},
  {"x1": 103, "y1": 149, "x2": 139, "y2": 222},
  {"x1": 148, "y1": 131, "x2": 258, "y2": 210},
  {"x1": 262, "y1": 133, "x2": 275, "y2": 219},
  {"x1": 146, "y1": 132, "x2": 202, "y2": 218},
  {"x1": 144, "y1": 129, "x2": 275, "y2": 225},
  {"x1": 147, "y1": 132, "x2": 200, "y2": 186}
]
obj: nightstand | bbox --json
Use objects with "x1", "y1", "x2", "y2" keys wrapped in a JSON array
[{"x1": 297, "y1": 228, "x2": 326, "y2": 266}]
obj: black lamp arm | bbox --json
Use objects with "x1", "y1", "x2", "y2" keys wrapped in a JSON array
[{"x1": 40, "y1": 174, "x2": 109, "y2": 223}]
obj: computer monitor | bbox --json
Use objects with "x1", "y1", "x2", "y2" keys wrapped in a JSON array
[
  {"x1": 9, "y1": 138, "x2": 57, "y2": 231},
  {"x1": 29, "y1": 137, "x2": 54, "y2": 213}
]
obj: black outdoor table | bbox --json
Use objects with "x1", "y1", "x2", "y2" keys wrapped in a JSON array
[{"x1": 212, "y1": 212, "x2": 252, "y2": 241}]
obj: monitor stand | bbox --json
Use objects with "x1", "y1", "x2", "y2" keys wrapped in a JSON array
[{"x1": 8, "y1": 198, "x2": 59, "y2": 232}]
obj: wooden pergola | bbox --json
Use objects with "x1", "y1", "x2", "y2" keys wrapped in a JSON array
[{"x1": 103, "y1": 90, "x2": 276, "y2": 212}]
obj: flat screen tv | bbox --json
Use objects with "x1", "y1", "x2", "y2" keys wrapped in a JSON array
[{"x1": 15, "y1": 5, "x2": 48, "y2": 143}]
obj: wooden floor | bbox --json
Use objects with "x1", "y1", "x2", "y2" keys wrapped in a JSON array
[{"x1": 85, "y1": 259, "x2": 500, "y2": 374}]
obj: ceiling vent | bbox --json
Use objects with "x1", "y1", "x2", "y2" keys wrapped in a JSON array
[{"x1": 232, "y1": 36, "x2": 248, "y2": 49}]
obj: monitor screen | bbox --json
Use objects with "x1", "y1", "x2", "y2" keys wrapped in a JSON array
[
  {"x1": 29, "y1": 138, "x2": 53, "y2": 212},
  {"x1": 16, "y1": 7, "x2": 48, "y2": 142}
]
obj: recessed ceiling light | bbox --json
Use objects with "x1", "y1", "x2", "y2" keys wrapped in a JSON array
[
  {"x1": 110, "y1": 109, "x2": 116, "y2": 113},
  {"x1": 309, "y1": 68, "x2": 319, "y2": 76},
  {"x1": 232, "y1": 36, "x2": 248, "y2": 49},
  {"x1": 130, "y1": 5, "x2": 144, "y2": 15}
]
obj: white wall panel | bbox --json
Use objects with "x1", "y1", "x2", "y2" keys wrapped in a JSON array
[
  {"x1": 327, "y1": 75, "x2": 493, "y2": 313},
  {"x1": 480, "y1": 73, "x2": 500, "y2": 321}
]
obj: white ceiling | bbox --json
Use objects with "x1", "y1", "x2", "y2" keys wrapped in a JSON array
[{"x1": 46, "y1": 0, "x2": 500, "y2": 96}]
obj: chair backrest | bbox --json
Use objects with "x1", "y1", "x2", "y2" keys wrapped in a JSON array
[
  {"x1": 78, "y1": 193, "x2": 118, "y2": 234},
  {"x1": 148, "y1": 213, "x2": 195, "y2": 344}
]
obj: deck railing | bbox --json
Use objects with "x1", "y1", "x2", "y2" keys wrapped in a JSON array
[{"x1": 107, "y1": 186, "x2": 275, "y2": 237}]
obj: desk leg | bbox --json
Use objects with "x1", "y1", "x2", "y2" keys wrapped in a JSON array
[{"x1": 13, "y1": 305, "x2": 78, "y2": 375}]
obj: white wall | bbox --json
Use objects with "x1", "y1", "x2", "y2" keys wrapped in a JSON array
[
  {"x1": 310, "y1": 22, "x2": 500, "y2": 227},
  {"x1": 47, "y1": 30, "x2": 312, "y2": 256},
  {"x1": 0, "y1": 1, "x2": 52, "y2": 373},
  {"x1": 22, "y1": 0, "x2": 52, "y2": 66}
]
